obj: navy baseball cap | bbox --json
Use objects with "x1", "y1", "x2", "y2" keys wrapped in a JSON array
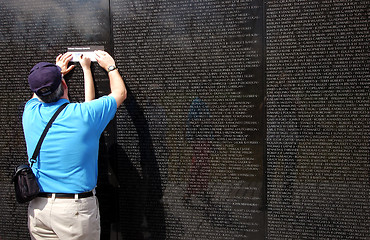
[{"x1": 28, "y1": 62, "x2": 62, "y2": 96}]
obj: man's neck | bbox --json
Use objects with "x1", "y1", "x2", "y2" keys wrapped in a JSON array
[{"x1": 60, "y1": 96, "x2": 69, "y2": 101}]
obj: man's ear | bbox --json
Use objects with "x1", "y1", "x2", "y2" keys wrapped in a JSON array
[
  {"x1": 61, "y1": 79, "x2": 68, "y2": 90},
  {"x1": 60, "y1": 79, "x2": 69, "y2": 101}
]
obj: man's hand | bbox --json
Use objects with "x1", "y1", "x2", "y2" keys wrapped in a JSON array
[
  {"x1": 56, "y1": 53, "x2": 75, "y2": 75},
  {"x1": 78, "y1": 54, "x2": 91, "y2": 70},
  {"x1": 94, "y1": 50, "x2": 116, "y2": 71}
]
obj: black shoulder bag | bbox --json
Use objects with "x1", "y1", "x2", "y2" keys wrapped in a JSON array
[{"x1": 12, "y1": 103, "x2": 68, "y2": 203}]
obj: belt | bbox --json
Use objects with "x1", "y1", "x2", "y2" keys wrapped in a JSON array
[{"x1": 38, "y1": 191, "x2": 94, "y2": 199}]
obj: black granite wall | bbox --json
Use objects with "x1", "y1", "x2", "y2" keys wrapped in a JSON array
[
  {"x1": 266, "y1": 1, "x2": 369, "y2": 239},
  {"x1": 0, "y1": 0, "x2": 368, "y2": 239}
]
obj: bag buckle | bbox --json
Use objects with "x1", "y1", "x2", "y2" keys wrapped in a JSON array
[{"x1": 30, "y1": 158, "x2": 37, "y2": 168}]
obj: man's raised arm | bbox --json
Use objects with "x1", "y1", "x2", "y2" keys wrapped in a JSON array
[
  {"x1": 78, "y1": 54, "x2": 95, "y2": 102},
  {"x1": 94, "y1": 50, "x2": 127, "y2": 108}
]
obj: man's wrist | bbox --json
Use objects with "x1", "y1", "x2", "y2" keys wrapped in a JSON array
[{"x1": 107, "y1": 65, "x2": 118, "y2": 73}]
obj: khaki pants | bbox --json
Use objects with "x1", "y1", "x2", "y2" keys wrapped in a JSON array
[{"x1": 28, "y1": 195, "x2": 100, "y2": 240}]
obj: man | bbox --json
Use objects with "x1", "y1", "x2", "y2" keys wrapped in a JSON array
[{"x1": 23, "y1": 51, "x2": 126, "y2": 239}]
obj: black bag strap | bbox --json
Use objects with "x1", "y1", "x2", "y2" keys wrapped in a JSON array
[{"x1": 30, "y1": 103, "x2": 68, "y2": 167}]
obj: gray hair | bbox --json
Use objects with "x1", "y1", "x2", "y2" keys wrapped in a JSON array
[{"x1": 37, "y1": 83, "x2": 64, "y2": 103}]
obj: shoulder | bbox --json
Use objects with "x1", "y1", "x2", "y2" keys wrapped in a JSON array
[
  {"x1": 67, "y1": 96, "x2": 117, "y2": 119},
  {"x1": 23, "y1": 98, "x2": 42, "y2": 116},
  {"x1": 71, "y1": 96, "x2": 117, "y2": 130},
  {"x1": 25, "y1": 98, "x2": 42, "y2": 109},
  {"x1": 95, "y1": 95, "x2": 117, "y2": 106},
  {"x1": 82, "y1": 95, "x2": 117, "y2": 111}
]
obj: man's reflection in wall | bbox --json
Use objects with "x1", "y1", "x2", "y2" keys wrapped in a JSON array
[
  {"x1": 145, "y1": 84, "x2": 169, "y2": 189},
  {"x1": 184, "y1": 97, "x2": 214, "y2": 202},
  {"x1": 268, "y1": 73, "x2": 300, "y2": 206}
]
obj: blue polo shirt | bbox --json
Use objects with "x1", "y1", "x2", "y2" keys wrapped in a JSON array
[{"x1": 22, "y1": 96, "x2": 117, "y2": 193}]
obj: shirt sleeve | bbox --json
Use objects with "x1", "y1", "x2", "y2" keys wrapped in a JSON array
[
  {"x1": 83, "y1": 95, "x2": 117, "y2": 134},
  {"x1": 24, "y1": 98, "x2": 40, "y2": 111}
]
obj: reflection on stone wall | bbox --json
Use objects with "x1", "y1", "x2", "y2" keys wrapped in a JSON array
[
  {"x1": 112, "y1": 0, "x2": 265, "y2": 238},
  {"x1": 0, "y1": 0, "x2": 368, "y2": 239},
  {"x1": 266, "y1": 0, "x2": 369, "y2": 239}
]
